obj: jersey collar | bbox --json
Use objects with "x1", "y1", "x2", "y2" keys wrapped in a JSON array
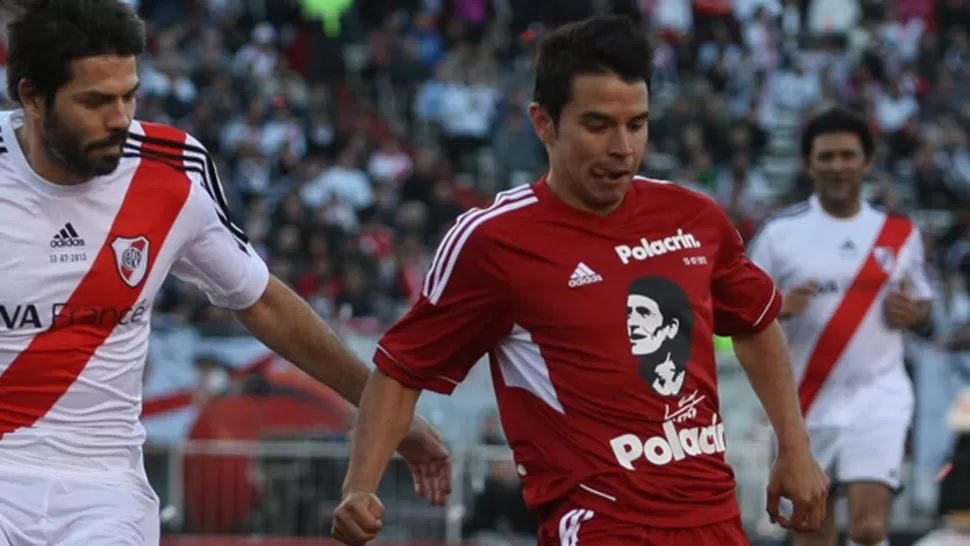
[{"x1": 533, "y1": 174, "x2": 639, "y2": 228}]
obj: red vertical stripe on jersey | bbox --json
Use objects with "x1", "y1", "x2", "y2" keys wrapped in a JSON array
[
  {"x1": 797, "y1": 215, "x2": 914, "y2": 417},
  {"x1": 0, "y1": 148, "x2": 191, "y2": 438}
]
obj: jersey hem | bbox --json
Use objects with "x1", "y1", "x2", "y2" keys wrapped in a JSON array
[
  {"x1": 537, "y1": 484, "x2": 742, "y2": 529},
  {"x1": 749, "y1": 287, "x2": 783, "y2": 333}
]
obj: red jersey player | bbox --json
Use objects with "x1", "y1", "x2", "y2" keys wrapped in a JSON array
[
  {"x1": 334, "y1": 15, "x2": 829, "y2": 546},
  {"x1": 0, "y1": 1, "x2": 449, "y2": 544}
]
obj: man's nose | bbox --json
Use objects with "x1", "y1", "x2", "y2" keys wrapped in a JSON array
[
  {"x1": 105, "y1": 100, "x2": 132, "y2": 131},
  {"x1": 609, "y1": 130, "x2": 634, "y2": 157}
]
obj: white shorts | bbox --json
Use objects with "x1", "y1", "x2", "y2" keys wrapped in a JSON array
[
  {"x1": 808, "y1": 413, "x2": 910, "y2": 491},
  {"x1": 0, "y1": 466, "x2": 159, "y2": 546}
]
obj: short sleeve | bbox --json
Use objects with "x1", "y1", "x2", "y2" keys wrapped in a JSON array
[
  {"x1": 710, "y1": 207, "x2": 782, "y2": 336},
  {"x1": 904, "y1": 228, "x2": 933, "y2": 301},
  {"x1": 375, "y1": 228, "x2": 513, "y2": 394},
  {"x1": 170, "y1": 144, "x2": 269, "y2": 310}
]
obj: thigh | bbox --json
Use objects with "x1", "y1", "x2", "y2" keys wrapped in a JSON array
[
  {"x1": 652, "y1": 517, "x2": 750, "y2": 546},
  {"x1": 845, "y1": 482, "x2": 893, "y2": 533},
  {"x1": 48, "y1": 474, "x2": 160, "y2": 546},
  {"x1": 538, "y1": 504, "x2": 642, "y2": 546},
  {"x1": 836, "y1": 416, "x2": 909, "y2": 490}
]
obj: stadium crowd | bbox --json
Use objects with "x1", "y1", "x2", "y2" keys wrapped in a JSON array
[{"x1": 3, "y1": 0, "x2": 970, "y2": 543}]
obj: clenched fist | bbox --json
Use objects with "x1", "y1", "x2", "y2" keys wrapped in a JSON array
[
  {"x1": 884, "y1": 278, "x2": 917, "y2": 329},
  {"x1": 332, "y1": 491, "x2": 384, "y2": 545}
]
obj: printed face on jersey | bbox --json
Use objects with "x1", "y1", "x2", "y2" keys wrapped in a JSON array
[
  {"x1": 626, "y1": 276, "x2": 695, "y2": 398},
  {"x1": 807, "y1": 131, "x2": 872, "y2": 210},
  {"x1": 529, "y1": 73, "x2": 649, "y2": 212},
  {"x1": 42, "y1": 55, "x2": 138, "y2": 178}
]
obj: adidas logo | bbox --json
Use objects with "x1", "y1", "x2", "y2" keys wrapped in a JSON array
[
  {"x1": 569, "y1": 262, "x2": 603, "y2": 288},
  {"x1": 840, "y1": 240, "x2": 855, "y2": 256},
  {"x1": 50, "y1": 222, "x2": 85, "y2": 248}
]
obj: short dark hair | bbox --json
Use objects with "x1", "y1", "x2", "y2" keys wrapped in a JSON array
[
  {"x1": 5, "y1": 0, "x2": 147, "y2": 105},
  {"x1": 533, "y1": 15, "x2": 653, "y2": 126},
  {"x1": 800, "y1": 106, "x2": 875, "y2": 160}
]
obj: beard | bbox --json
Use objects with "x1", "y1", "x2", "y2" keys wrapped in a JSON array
[{"x1": 43, "y1": 109, "x2": 128, "y2": 179}]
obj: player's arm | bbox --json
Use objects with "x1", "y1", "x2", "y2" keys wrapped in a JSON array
[
  {"x1": 232, "y1": 277, "x2": 370, "y2": 404},
  {"x1": 910, "y1": 298, "x2": 933, "y2": 336},
  {"x1": 731, "y1": 324, "x2": 809, "y2": 449},
  {"x1": 343, "y1": 228, "x2": 514, "y2": 496},
  {"x1": 173, "y1": 206, "x2": 370, "y2": 404},
  {"x1": 175, "y1": 161, "x2": 454, "y2": 509},
  {"x1": 710, "y1": 212, "x2": 810, "y2": 451},
  {"x1": 886, "y1": 227, "x2": 934, "y2": 334},
  {"x1": 907, "y1": 229, "x2": 934, "y2": 330},
  {"x1": 344, "y1": 368, "x2": 420, "y2": 496},
  {"x1": 710, "y1": 209, "x2": 827, "y2": 525},
  {"x1": 167, "y1": 140, "x2": 372, "y2": 406}
]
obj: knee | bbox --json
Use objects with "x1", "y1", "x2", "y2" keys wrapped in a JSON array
[{"x1": 848, "y1": 516, "x2": 888, "y2": 545}]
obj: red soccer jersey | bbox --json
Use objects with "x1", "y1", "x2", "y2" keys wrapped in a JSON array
[{"x1": 375, "y1": 177, "x2": 782, "y2": 528}]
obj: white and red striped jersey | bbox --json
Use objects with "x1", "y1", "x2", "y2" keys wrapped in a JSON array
[
  {"x1": 0, "y1": 111, "x2": 269, "y2": 472},
  {"x1": 748, "y1": 196, "x2": 932, "y2": 426}
]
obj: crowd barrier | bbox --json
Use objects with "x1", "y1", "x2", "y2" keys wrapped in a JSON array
[
  {"x1": 145, "y1": 438, "x2": 933, "y2": 546},
  {"x1": 149, "y1": 440, "x2": 454, "y2": 542}
]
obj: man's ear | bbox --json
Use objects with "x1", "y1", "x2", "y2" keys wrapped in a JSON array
[
  {"x1": 528, "y1": 102, "x2": 556, "y2": 145},
  {"x1": 18, "y1": 79, "x2": 47, "y2": 121}
]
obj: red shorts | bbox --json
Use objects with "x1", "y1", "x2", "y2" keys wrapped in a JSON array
[{"x1": 538, "y1": 500, "x2": 750, "y2": 546}]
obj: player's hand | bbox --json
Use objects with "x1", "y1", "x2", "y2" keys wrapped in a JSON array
[
  {"x1": 884, "y1": 278, "x2": 917, "y2": 329},
  {"x1": 766, "y1": 443, "x2": 830, "y2": 532},
  {"x1": 332, "y1": 490, "x2": 384, "y2": 545},
  {"x1": 781, "y1": 282, "x2": 817, "y2": 318},
  {"x1": 397, "y1": 415, "x2": 452, "y2": 506}
]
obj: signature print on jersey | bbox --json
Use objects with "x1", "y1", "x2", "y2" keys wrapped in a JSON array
[
  {"x1": 110, "y1": 236, "x2": 151, "y2": 288},
  {"x1": 627, "y1": 276, "x2": 695, "y2": 398}
]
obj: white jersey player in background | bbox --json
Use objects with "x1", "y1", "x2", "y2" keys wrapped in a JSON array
[
  {"x1": 749, "y1": 106, "x2": 934, "y2": 546},
  {"x1": 0, "y1": 1, "x2": 449, "y2": 545}
]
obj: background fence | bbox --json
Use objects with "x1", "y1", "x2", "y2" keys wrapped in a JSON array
[{"x1": 145, "y1": 439, "x2": 933, "y2": 545}]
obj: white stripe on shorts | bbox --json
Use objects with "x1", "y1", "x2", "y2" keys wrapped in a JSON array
[{"x1": 558, "y1": 508, "x2": 594, "y2": 546}]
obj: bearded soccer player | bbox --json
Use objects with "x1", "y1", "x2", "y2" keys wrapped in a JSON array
[
  {"x1": 748, "y1": 107, "x2": 934, "y2": 546},
  {"x1": 0, "y1": 1, "x2": 450, "y2": 544},
  {"x1": 334, "y1": 15, "x2": 828, "y2": 546}
]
